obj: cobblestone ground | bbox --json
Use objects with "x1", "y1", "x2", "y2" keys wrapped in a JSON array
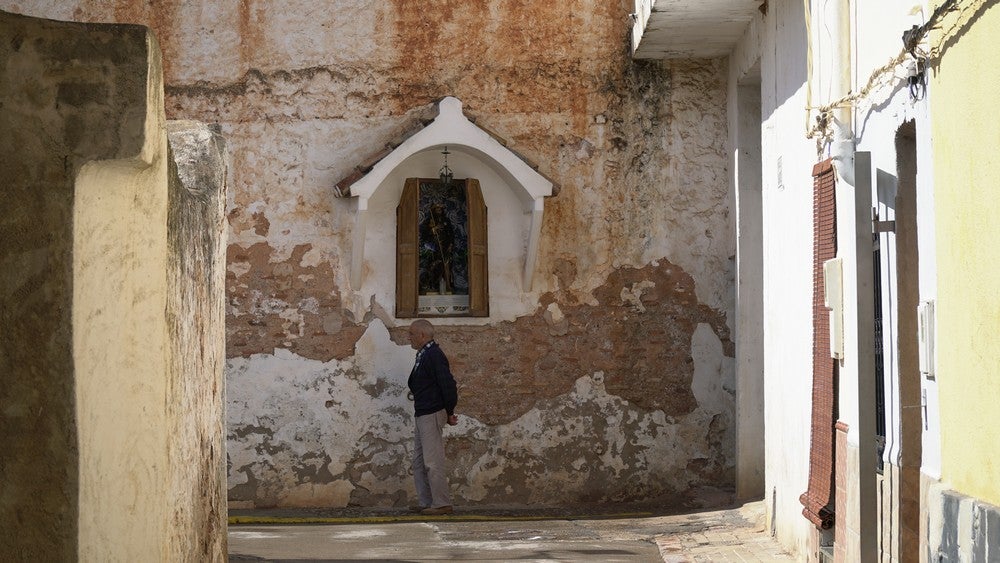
[{"x1": 654, "y1": 502, "x2": 796, "y2": 562}]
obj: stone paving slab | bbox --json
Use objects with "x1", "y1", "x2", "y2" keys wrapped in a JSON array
[
  {"x1": 653, "y1": 503, "x2": 796, "y2": 562},
  {"x1": 228, "y1": 501, "x2": 796, "y2": 562},
  {"x1": 229, "y1": 520, "x2": 663, "y2": 562}
]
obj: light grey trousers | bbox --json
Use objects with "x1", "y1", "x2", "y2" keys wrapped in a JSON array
[{"x1": 412, "y1": 409, "x2": 451, "y2": 508}]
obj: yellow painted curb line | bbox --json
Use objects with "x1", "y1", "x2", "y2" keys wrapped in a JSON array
[{"x1": 229, "y1": 512, "x2": 654, "y2": 526}]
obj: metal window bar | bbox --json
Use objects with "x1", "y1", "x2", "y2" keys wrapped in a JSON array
[{"x1": 872, "y1": 235, "x2": 887, "y2": 474}]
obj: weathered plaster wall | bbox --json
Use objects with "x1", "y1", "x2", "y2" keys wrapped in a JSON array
[
  {"x1": 2, "y1": 1, "x2": 737, "y2": 508},
  {"x1": 728, "y1": 30, "x2": 765, "y2": 503},
  {"x1": 0, "y1": 10, "x2": 227, "y2": 560},
  {"x1": 228, "y1": 317, "x2": 734, "y2": 508},
  {"x1": 926, "y1": 483, "x2": 1000, "y2": 563}
]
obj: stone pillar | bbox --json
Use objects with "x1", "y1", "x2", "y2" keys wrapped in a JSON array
[{"x1": 165, "y1": 120, "x2": 229, "y2": 561}]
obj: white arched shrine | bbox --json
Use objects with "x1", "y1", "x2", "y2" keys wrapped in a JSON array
[{"x1": 335, "y1": 97, "x2": 556, "y2": 293}]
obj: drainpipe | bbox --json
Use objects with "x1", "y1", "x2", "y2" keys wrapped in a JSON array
[{"x1": 828, "y1": 0, "x2": 854, "y2": 186}]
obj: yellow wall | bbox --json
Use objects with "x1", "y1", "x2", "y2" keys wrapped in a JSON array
[
  {"x1": 74, "y1": 31, "x2": 173, "y2": 561},
  {"x1": 931, "y1": 3, "x2": 1000, "y2": 507}
]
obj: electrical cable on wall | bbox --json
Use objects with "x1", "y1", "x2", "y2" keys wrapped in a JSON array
[
  {"x1": 803, "y1": 0, "x2": 814, "y2": 137},
  {"x1": 803, "y1": 0, "x2": 984, "y2": 142}
]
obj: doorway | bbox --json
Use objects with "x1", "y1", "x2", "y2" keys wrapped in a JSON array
[{"x1": 873, "y1": 120, "x2": 921, "y2": 561}]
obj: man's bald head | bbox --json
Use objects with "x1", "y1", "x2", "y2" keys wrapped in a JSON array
[{"x1": 408, "y1": 319, "x2": 435, "y2": 349}]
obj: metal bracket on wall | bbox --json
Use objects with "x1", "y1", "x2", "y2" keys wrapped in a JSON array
[
  {"x1": 872, "y1": 208, "x2": 895, "y2": 233},
  {"x1": 874, "y1": 220, "x2": 895, "y2": 233}
]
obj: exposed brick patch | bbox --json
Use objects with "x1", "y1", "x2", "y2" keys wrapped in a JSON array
[
  {"x1": 226, "y1": 243, "x2": 364, "y2": 361},
  {"x1": 392, "y1": 260, "x2": 733, "y2": 425}
]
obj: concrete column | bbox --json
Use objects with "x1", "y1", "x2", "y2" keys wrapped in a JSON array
[{"x1": 734, "y1": 73, "x2": 765, "y2": 502}]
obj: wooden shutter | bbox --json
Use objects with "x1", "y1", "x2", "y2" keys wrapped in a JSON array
[
  {"x1": 395, "y1": 178, "x2": 419, "y2": 317},
  {"x1": 466, "y1": 179, "x2": 489, "y2": 317},
  {"x1": 800, "y1": 159, "x2": 838, "y2": 530}
]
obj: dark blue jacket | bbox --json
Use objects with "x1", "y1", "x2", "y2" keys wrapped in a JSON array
[{"x1": 408, "y1": 341, "x2": 458, "y2": 417}]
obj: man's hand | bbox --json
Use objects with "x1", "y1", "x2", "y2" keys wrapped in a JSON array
[{"x1": 447, "y1": 414, "x2": 458, "y2": 426}]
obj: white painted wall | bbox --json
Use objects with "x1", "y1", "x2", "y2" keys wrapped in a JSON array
[
  {"x1": 728, "y1": 0, "x2": 940, "y2": 557},
  {"x1": 850, "y1": 0, "x2": 933, "y2": 469},
  {"x1": 729, "y1": 1, "x2": 817, "y2": 557},
  {"x1": 915, "y1": 108, "x2": 940, "y2": 480},
  {"x1": 731, "y1": 75, "x2": 765, "y2": 501},
  {"x1": 845, "y1": 0, "x2": 942, "y2": 496}
]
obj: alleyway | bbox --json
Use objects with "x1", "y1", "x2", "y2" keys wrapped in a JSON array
[{"x1": 228, "y1": 501, "x2": 794, "y2": 562}]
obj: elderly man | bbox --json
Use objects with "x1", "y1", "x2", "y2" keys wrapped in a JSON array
[{"x1": 407, "y1": 319, "x2": 458, "y2": 515}]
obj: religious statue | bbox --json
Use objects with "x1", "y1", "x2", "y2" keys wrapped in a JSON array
[{"x1": 419, "y1": 203, "x2": 455, "y2": 295}]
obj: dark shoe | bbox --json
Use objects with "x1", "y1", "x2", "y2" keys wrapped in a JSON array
[
  {"x1": 420, "y1": 505, "x2": 453, "y2": 515},
  {"x1": 408, "y1": 505, "x2": 427, "y2": 513}
]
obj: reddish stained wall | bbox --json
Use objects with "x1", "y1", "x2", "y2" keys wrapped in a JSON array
[
  {"x1": 391, "y1": 260, "x2": 732, "y2": 425},
  {"x1": 383, "y1": 0, "x2": 611, "y2": 124},
  {"x1": 227, "y1": 242, "x2": 365, "y2": 362}
]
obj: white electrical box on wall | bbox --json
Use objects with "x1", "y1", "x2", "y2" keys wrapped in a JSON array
[
  {"x1": 824, "y1": 257, "x2": 844, "y2": 360},
  {"x1": 918, "y1": 300, "x2": 935, "y2": 379}
]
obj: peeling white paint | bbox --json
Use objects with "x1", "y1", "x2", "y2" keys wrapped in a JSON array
[
  {"x1": 228, "y1": 261, "x2": 251, "y2": 278},
  {"x1": 448, "y1": 366, "x2": 731, "y2": 504},
  {"x1": 298, "y1": 297, "x2": 321, "y2": 315},
  {"x1": 227, "y1": 320, "x2": 415, "y2": 507},
  {"x1": 691, "y1": 323, "x2": 735, "y2": 413},
  {"x1": 228, "y1": 317, "x2": 735, "y2": 507},
  {"x1": 620, "y1": 280, "x2": 656, "y2": 313}
]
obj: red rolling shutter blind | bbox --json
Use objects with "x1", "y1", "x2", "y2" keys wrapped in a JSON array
[{"x1": 799, "y1": 159, "x2": 838, "y2": 530}]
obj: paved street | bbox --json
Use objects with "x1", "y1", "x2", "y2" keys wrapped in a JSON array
[{"x1": 228, "y1": 501, "x2": 795, "y2": 562}]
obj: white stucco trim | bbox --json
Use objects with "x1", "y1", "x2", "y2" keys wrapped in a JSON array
[
  {"x1": 523, "y1": 200, "x2": 544, "y2": 290},
  {"x1": 351, "y1": 198, "x2": 369, "y2": 290},
  {"x1": 347, "y1": 96, "x2": 554, "y2": 290}
]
